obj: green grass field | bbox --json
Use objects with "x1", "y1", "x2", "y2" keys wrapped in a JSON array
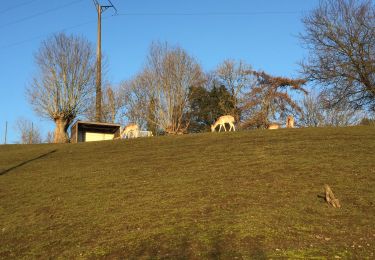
[{"x1": 0, "y1": 126, "x2": 374, "y2": 259}]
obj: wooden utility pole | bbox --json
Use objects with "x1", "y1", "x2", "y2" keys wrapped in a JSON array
[
  {"x1": 30, "y1": 122, "x2": 33, "y2": 144},
  {"x1": 92, "y1": 0, "x2": 117, "y2": 122},
  {"x1": 4, "y1": 121, "x2": 7, "y2": 144}
]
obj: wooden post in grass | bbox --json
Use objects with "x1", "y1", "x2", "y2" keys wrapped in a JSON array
[{"x1": 324, "y1": 184, "x2": 341, "y2": 208}]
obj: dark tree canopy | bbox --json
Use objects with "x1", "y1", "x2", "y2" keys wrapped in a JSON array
[
  {"x1": 188, "y1": 84, "x2": 234, "y2": 133},
  {"x1": 301, "y1": 0, "x2": 375, "y2": 112}
]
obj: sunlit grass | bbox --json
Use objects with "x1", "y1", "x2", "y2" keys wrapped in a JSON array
[{"x1": 0, "y1": 126, "x2": 374, "y2": 258}]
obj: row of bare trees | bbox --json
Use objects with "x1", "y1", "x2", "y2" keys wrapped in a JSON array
[
  {"x1": 25, "y1": 0, "x2": 374, "y2": 143},
  {"x1": 299, "y1": 91, "x2": 366, "y2": 127},
  {"x1": 121, "y1": 43, "x2": 205, "y2": 135},
  {"x1": 120, "y1": 45, "x2": 309, "y2": 133},
  {"x1": 14, "y1": 118, "x2": 54, "y2": 144},
  {"x1": 14, "y1": 118, "x2": 42, "y2": 144}
]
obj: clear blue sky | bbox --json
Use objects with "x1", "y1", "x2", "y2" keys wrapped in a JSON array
[{"x1": 0, "y1": 0, "x2": 318, "y2": 143}]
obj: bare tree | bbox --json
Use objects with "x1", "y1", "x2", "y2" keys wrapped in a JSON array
[
  {"x1": 120, "y1": 73, "x2": 152, "y2": 129},
  {"x1": 300, "y1": 0, "x2": 375, "y2": 112},
  {"x1": 27, "y1": 33, "x2": 96, "y2": 143},
  {"x1": 319, "y1": 92, "x2": 365, "y2": 126},
  {"x1": 299, "y1": 91, "x2": 324, "y2": 127},
  {"x1": 86, "y1": 84, "x2": 123, "y2": 123},
  {"x1": 121, "y1": 42, "x2": 205, "y2": 134},
  {"x1": 215, "y1": 60, "x2": 254, "y2": 122},
  {"x1": 242, "y1": 71, "x2": 307, "y2": 129},
  {"x1": 44, "y1": 131, "x2": 55, "y2": 143},
  {"x1": 14, "y1": 118, "x2": 42, "y2": 144},
  {"x1": 300, "y1": 91, "x2": 365, "y2": 127},
  {"x1": 322, "y1": 104, "x2": 364, "y2": 126},
  {"x1": 359, "y1": 116, "x2": 375, "y2": 126}
]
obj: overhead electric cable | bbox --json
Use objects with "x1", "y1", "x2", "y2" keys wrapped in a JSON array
[
  {"x1": 0, "y1": 0, "x2": 38, "y2": 15},
  {"x1": 0, "y1": 9, "x2": 303, "y2": 50},
  {"x1": 115, "y1": 11, "x2": 302, "y2": 17},
  {"x1": 0, "y1": 19, "x2": 98, "y2": 49},
  {"x1": 0, "y1": 0, "x2": 84, "y2": 29}
]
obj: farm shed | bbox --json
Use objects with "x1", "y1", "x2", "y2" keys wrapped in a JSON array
[{"x1": 70, "y1": 121, "x2": 121, "y2": 143}]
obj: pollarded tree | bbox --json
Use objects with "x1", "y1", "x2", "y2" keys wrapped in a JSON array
[
  {"x1": 300, "y1": 0, "x2": 375, "y2": 112},
  {"x1": 27, "y1": 33, "x2": 96, "y2": 143}
]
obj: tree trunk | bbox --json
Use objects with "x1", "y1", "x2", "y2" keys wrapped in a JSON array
[{"x1": 54, "y1": 118, "x2": 70, "y2": 143}]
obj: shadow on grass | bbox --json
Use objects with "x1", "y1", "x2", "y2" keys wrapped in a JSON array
[
  {"x1": 0, "y1": 150, "x2": 57, "y2": 176},
  {"x1": 209, "y1": 233, "x2": 267, "y2": 259},
  {"x1": 104, "y1": 231, "x2": 268, "y2": 259}
]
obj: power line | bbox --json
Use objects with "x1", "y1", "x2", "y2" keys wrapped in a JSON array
[
  {"x1": 0, "y1": 9, "x2": 303, "y2": 50},
  {"x1": 0, "y1": 0, "x2": 84, "y2": 30},
  {"x1": 0, "y1": 0, "x2": 39, "y2": 15},
  {"x1": 0, "y1": 19, "x2": 98, "y2": 49},
  {"x1": 115, "y1": 11, "x2": 302, "y2": 17}
]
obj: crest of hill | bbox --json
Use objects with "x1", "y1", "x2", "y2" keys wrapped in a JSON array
[{"x1": 0, "y1": 126, "x2": 374, "y2": 258}]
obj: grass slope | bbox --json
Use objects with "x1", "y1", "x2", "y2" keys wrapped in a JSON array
[{"x1": 0, "y1": 127, "x2": 374, "y2": 259}]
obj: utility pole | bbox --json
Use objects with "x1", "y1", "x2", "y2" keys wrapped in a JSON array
[
  {"x1": 92, "y1": 0, "x2": 117, "y2": 122},
  {"x1": 30, "y1": 122, "x2": 33, "y2": 144},
  {"x1": 4, "y1": 121, "x2": 7, "y2": 144}
]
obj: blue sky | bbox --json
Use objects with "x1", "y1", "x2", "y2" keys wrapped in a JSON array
[{"x1": 0, "y1": 0, "x2": 319, "y2": 143}]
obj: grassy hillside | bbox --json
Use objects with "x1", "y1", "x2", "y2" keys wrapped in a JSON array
[{"x1": 0, "y1": 127, "x2": 374, "y2": 259}]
